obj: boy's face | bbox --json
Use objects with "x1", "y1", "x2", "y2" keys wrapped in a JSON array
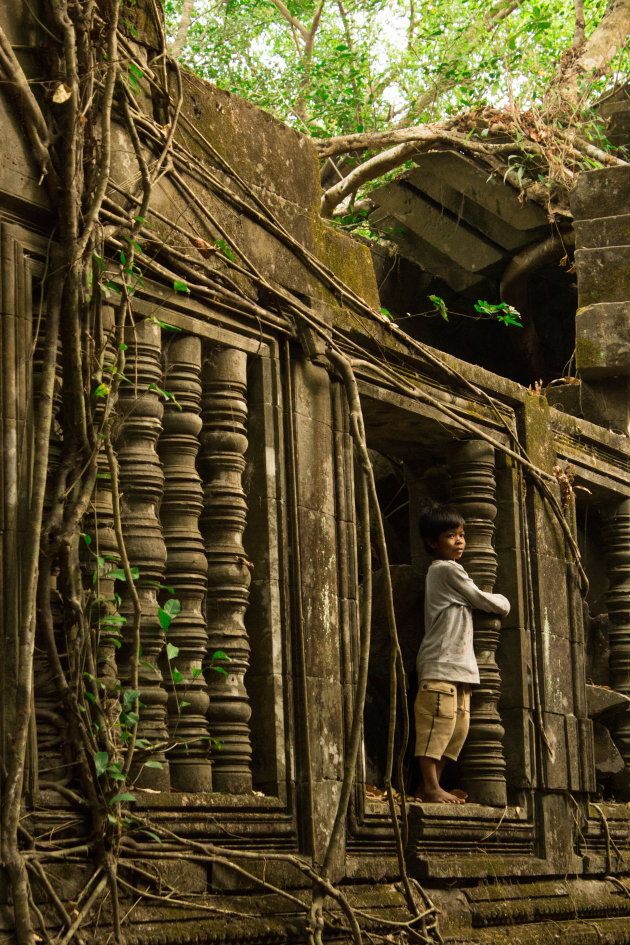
[{"x1": 430, "y1": 524, "x2": 466, "y2": 561}]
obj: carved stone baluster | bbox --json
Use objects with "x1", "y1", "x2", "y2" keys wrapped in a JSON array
[
  {"x1": 603, "y1": 499, "x2": 630, "y2": 798},
  {"x1": 158, "y1": 335, "x2": 213, "y2": 792},
  {"x1": 200, "y1": 346, "x2": 253, "y2": 794},
  {"x1": 449, "y1": 439, "x2": 507, "y2": 806},
  {"x1": 116, "y1": 318, "x2": 170, "y2": 789}
]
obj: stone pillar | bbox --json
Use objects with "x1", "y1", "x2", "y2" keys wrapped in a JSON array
[
  {"x1": 159, "y1": 335, "x2": 213, "y2": 792},
  {"x1": 116, "y1": 318, "x2": 170, "y2": 789},
  {"x1": 603, "y1": 499, "x2": 630, "y2": 798},
  {"x1": 449, "y1": 439, "x2": 507, "y2": 806},
  {"x1": 200, "y1": 346, "x2": 253, "y2": 794}
]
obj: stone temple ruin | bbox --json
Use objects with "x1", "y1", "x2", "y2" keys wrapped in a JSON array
[{"x1": 1, "y1": 2, "x2": 630, "y2": 943}]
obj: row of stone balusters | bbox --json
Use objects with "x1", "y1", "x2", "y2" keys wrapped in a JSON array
[
  {"x1": 604, "y1": 498, "x2": 630, "y2": 799},
  {"x1": 109, "y1": 320, "x2": 253, "y2": 793}
]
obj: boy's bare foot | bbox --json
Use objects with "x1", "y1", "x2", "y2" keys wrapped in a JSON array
[{"x1": 418, "y1": 786, "x2": 465, "y2": 804}]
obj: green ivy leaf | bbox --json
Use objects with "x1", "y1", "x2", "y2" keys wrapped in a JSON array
[
  {"x1": 123, "y1": 688, "x2": 141, "y2": 709},
  {"x1": 110, "y1": 792, "x2": 137, "y2": 804},
  {"x1": 94, "y1": 751, "x2": 109, "y2": 776},
  {"x1": 211, "y1": 650, "x2": 230, "y2": 661},
  {"x1": 166, "y1": 642, "x2": 179, "y2": 661},
  {"x1": 429, "y1": 295, "x2": 449, "y2": 322}
]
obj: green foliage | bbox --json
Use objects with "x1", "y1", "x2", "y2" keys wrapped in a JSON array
[
  {"x1": 474, "y1": 299, "x2": 523, "y2": 327},
  {"x1": 429, "y1": 294, "x2": 449, "y2": 322},
  {"x1": 165, "y1": 0, "x2": 621, "y2": 138}
]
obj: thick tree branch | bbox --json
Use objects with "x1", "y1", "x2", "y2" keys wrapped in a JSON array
[
  {"x1": 170, "y1": 0, "x2": 196, "y2": 57},
  {"x1": 549, "y1": 0, "x2": 630, "y2": 108}
]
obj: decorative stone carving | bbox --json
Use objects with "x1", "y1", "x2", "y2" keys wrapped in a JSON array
[
  {"x1": 158, "y1": 335, "x2": 213, "y2": 792},
  {"x1": 116, "y1": 318, "x2": 170, "y2": 789},
  {"x1": 449, "y1": 439, "x2": 507, "y2": 806},
  {"x1": 603, "y1": 498, "x2": 630, "y2": 797},
  {"x1": 200, "y1": 346, "x2": 253, "y2": 794}
]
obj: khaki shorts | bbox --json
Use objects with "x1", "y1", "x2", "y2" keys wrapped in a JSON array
[{"x1": 414, "y1": 679, "x2": 471, "y2": 761}]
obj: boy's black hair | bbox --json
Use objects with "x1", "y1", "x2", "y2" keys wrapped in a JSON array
[{"x1": 419, "y1": 503, "x2": 465, "y2": 554}]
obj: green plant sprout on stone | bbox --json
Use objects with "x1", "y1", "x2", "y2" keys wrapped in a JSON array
[{"x1": 393, "y1": 295, "x2": 524, "y2": 327}]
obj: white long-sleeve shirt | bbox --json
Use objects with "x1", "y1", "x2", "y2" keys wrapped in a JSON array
[{"x1": 416, "y1": 559, "x2": 510, "y2": 685}]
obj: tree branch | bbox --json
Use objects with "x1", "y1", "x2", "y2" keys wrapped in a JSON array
[{"x1": 170, "y1": 0, "x2": 196, "y2": 57}]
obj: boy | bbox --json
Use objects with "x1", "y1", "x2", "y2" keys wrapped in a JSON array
[{"x1": 414, "y1": 503, "x2": 510, "y2": 804}]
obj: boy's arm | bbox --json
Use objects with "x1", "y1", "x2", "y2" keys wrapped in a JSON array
[{"x1": 446, "y1": 563, "x2": 511, "y2": 617}]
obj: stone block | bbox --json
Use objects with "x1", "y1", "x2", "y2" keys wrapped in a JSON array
[
  {"x1": 532, "y1": 554, "x2": 573, "y2": 635},
  {"x1": 414, "y1": 151, "x2": 547, "y2": 230},
  {"x1": 294, "y1": 415, "x2": 336, "y2": 518},
  {"x1": 180, "y1": 71, "x2": 321, "y2": 211},
  {"x1": 574, "y1": 213, "x2": 630, "y2": 250},
  {"x1": 575, "y1": 246, "x2": 630, "y2": 307},
  {"x1": 247, "y1": 671, "x2": 287, "y2": 790},
  {"x1": 304, "y1": 678, "x2": 345, "y2": 781},
  {"x1": 315, "y1": 218, "x2": 381, "y2": 310},
  {"x1": 586, "y1": 683, "x2": 630, "y2": 720},
  {"x1": 580, "y1": 377, "x2": 630, "y2": 435},
  {"x1": 372, "y1": 175, "x2": 504, "y2": 273},
  {"x1": 497, "y1": 626, "x2": 531, "y2": 709},
  {"x1": 500, "y1": 706, "x2": 535, "y2": 788},
  {"x1": 537, "y1": 630, "x2": 574, "y2": 714},
  {"x1": 593, "y1": 720, "x2": 625, "y2": 775},
  {"x1": 571, "y1": 165, "x2": 630, "y2": 221},
  {"x1": 292, "y1": 356, "x2": 332, "y2": 424},
  {"x1": 545, "y1": 380, "x2": 583, "y2": 417},
  {"x1": 576, "y1": 302, "x2": 630, "y2": 377},
  {"x1": 540, "y1": 713, "x2": 570, "y2": 790},
  {"x1": 297, "y1": 506, "x2": 341, "y2": 678},
  {"x1": 522, "y1": 393, "x2": 555, "y2": 474}
]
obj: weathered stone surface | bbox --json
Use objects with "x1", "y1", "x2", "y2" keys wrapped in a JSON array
[
  {"x1": 586, "y1": 683, "x2": 630, "y2": 719},
  {"x1": 414, "y1": 151, "x2": 547, "y2": 230},
  {"x1": 581, "y1": 378, "x2": 630, "y2": 434},
  {"x1": 571, "y1": 164, "x2": 630, "y2": 221},
  {"x1": 545, "y1": 381, "x2": 583, "y2": 418},
  {"x1": 372, "y1": 176, "x2": 504, "y2": 273},
  {"x1": 575, "y1": 246, "x2": 630, "y2": 307},
  {"x1": 576, "y1": 302, "x2": 630, "y2": 377},
  {"x1": 575, "y1": 213, "x2": 630, "y2": 250},
  {"x1": 593, "y1": 720, "x2": 625, "y2": 775},
  {"x1": 404, "y1": 163, "x2": 548, "y2": 251}
]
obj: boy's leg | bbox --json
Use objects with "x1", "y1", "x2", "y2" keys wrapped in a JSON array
[
  {"x1": 418, "y1": 755, "x2": 465, "y2": 803},
  {"x1": 414, "y1": 680, "x2": 465, "y2": 803}
]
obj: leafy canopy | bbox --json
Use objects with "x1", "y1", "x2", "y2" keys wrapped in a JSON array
[{"x1": 165, "y1": 0, "x2": 619, "y2": 138}]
